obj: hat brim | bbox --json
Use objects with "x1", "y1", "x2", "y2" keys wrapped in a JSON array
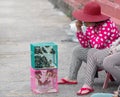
[{"x1": 72, "y1": 9, "x2": 110, "y2": 22}]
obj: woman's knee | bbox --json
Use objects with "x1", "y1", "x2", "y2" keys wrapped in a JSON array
[
  {"x1": 72, "y1": 46, "x2": 80, "y2": 57},
  {"x1": 87, "y1": 48, "x2": 97, "y2": 57},
  {"x1": 102, "y1": 56, "x2": 114, "y2": 69},
  {"x1": 72, "y1": 45, "x2": 87, "y2": 57}
]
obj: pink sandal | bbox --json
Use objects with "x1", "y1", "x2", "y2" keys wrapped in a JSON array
[{"x1": 77, "y1": 87, "x2": 94, "y2": 95}]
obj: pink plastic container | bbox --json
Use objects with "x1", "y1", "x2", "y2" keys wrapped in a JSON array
[{"x1": 30, "y1": 67, "x2": 58, "y2": 94}]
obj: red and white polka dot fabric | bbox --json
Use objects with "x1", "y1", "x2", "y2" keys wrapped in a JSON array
[{"x1": 76, "y1": 19, "x2": 120, "y2": 49}]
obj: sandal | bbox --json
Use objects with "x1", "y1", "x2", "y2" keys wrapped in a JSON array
[
  {"x1": 77, "y1": 87, "x2": 94, "y2": 95},
  {"x1": 58, "y1": 78, "x2": 77, "y2": 84}
]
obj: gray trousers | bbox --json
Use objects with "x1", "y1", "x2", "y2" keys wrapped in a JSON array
[
  {"x1": 85, "y1": 48, "x2": 120, "y2": 87},
  {"x1": 68, "y1": 45, "x2": 90, "y2": 80}
]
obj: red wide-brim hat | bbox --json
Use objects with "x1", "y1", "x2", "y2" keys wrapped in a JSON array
[{"x1": 72, "y1": 1, "x2": 110, "y2": 22}]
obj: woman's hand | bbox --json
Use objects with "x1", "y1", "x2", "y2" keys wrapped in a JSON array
[
  {"x1": 113, "y1": 91, "x2": 119, "y2": 97},
  {"x1": 76, "y1": 20, "x2": 82, "y2": 32}
]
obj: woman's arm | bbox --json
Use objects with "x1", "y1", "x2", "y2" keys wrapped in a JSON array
[
  {"x1": 76, "y1": 20, "x2": 91, "y2": 48},
  {"x1": 87, "y1": 20, "x2": 120, "y2": 49},
  {"x1": 76, "y1": 32, "x2": 90, "y2": 48}
]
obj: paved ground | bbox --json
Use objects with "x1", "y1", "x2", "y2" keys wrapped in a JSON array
[{"x1": 0, "y1": 0, "x2": 118, "y2": 97}]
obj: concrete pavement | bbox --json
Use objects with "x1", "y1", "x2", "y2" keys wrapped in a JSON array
[{"x1": 0, "y1": 0, "x2": 118, "y2": 97}]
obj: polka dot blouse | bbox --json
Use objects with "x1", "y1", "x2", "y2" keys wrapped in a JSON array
[{"x1": 76, "y1": 19, "x2": 120, "y2": 49}]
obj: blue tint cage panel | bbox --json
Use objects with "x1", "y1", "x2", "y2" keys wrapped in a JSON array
[{"x1": 30, "y1": 42, "x2": 58, "y2": 69}]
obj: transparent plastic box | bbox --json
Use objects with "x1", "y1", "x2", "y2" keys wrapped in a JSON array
[
  {"x1": 30, "y1": 67, "x2": 58, "y2": 94},
  {"x1": 30, "y1": 42, "x2": 58, "y2": 69}
]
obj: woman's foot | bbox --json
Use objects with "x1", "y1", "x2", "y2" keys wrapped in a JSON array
[
  {"x1": 77, "y1": 84, "x2": 94, "y2": 95},
  {"x1": 58, "y1": 77, "x2": 77, "y2": 84}
]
